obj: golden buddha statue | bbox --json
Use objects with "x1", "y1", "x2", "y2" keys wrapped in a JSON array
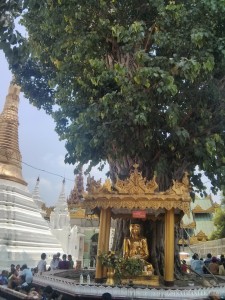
[{"x1": 123, "y1": 223, "x2": 154, "y2": 276}]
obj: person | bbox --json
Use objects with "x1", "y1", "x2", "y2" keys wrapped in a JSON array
[
  {"x1": 208, "y1": 256, "x2": 219, "y2": 275},
  {"x1": 219, "y1": 261, "x2": 225, "y2": 276},
  {"x1": 123, "y1": 223, "x2": 153, "y2": 275},
  {"x1": 41, "y1": 285, "x2": 62, "y2": 300},
  {"x1": 8, "y1": 269, "x2": 20, "y2": 289},
  {"x1": 16, "y1": 264, "x2": 21, "y2": 276},
  {"x1": 191, "y1": 253, "x2": 204, "y2": 275},
  {"x1": 0, "y1": 270, "x2": 8, "y2": 285},
  {"x1": 20, "y1": 264, "x2": 33, "y2": 292},
  {"x1": 220, "y1": 254, "x2": 225, "y2": 268},
  {"x1": 181, "y1": 260, "x2": 188, "y2": 273},
  {"x1": 203, "y1": 253, "x2": 212, "y2": 274},
  {"x1": 102, "y1": 292, "x2": 112, "y2": 300},
  {"x1": 68, "y1": 254, "x2": 74, "y2": 269},
  {"x1": 37, "y1": 253, "x2": 47, "y2": 274},
  {"x1": 50, "y1": 254, "x2": 59, "y2": 271},
  {"x1": 56, "y1": 252, "x2": 62, "y2": 262},
  {"x1": 58, "y1": 254, "x2": 70, "y2": 269},
  {"x1": 8, "y1": 264, "x2": 16, "y2": 278}
]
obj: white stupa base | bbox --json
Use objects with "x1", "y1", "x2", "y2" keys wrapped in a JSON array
[{"x1": 0, "y1": 179, "x2": 64, "y2": 270}]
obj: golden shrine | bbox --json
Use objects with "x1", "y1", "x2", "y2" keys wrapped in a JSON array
[{"x1": 82, "y1": 164, "x2": 191, "y2": 286}]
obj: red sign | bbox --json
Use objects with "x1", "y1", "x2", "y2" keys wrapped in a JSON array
[{"x1": 132, "y1": 210, "x2": 146, "y2": 219}]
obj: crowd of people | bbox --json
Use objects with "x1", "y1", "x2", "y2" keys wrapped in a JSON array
[
  {"x1": 181, "y1": 253, "x2": 225, "y2": 276},
  {"x1": 37, "y1": 252, "x2": 74, "y2": 273},
  {"x1": 0, "y1": 252, "x2": 75, "y2": 298}
]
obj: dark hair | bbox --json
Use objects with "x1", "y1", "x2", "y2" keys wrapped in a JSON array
[
  {"x1": 212, "y1": 256, "x2": 217, "y2": 263},
  {"x1": 43, "y1": 285, "x2": 53, "y2": 294},
  {"x1": 62, "y1": 254, "x2": 67, "y2": 260},
  {"x1": 207, "y1": 253, "x2": 212, "y2": 259},
  {"x1": 21, "y1": 264, "x2": 27, "y2": 270},
  {"x1": 41, "y1": 253, "x2": 47, "y2": 260},
  {"x1": 102, "y1": 293, "x2": 112, "y2": 300}
]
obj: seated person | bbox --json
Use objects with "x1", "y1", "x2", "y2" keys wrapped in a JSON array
[
  {"x1": 191, "y1": 253, "x2": 204, "y2": 275},
  {"x1": 20, "y1": 264, "x2": 33, "y2": 292},
  {"x1": 181, "y1": 260, "x2": 188, "y2": 273},
  {"x1": 0, "y1": 270, "x2": 8, "y2": 285},
  {"x1": 208, "y1": 256, "x2": 219, "y2": 275},
  {"x1": 123, "y1": 223, "x2": 154, "y2": 275},
  {"x1": 8, "y1": 269, "x2": 20, "y2": 289}
]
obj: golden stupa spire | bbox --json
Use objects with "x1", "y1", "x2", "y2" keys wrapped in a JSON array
[{"x1": 0, "y1": 83, "x2": 27, "y2": 185}]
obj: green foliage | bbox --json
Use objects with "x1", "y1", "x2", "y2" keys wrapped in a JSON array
[
  {"x1": 211, "y1": 207, "x2": 225, "y2": 239},
  {"x1": 98, "y1": 251, "x2": 144, "y2": 284},
  {"x1": 2, "y1": 0, "x2": 225, "y2": 193}
]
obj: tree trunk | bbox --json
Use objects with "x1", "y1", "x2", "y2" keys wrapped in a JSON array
[{"x1": 108, "y1": 156, "x2": 184, "y2": 277}]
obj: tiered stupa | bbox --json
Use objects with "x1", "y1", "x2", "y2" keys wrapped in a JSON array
[{"x1": 0, "y1": 83, "x2": 63, "y2": 269}]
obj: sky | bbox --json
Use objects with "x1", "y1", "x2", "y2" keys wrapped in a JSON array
[{"x1": 0, "y1": 50, "x2": 108, "y2": 206}]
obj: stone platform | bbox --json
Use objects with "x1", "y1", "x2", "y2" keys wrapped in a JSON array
[
  {"x1": 1, "y1": 271, "x2": 225, "y2": 299},
  {"x1": 33, "y1": 271, "x2": 225, "y2": 299}
]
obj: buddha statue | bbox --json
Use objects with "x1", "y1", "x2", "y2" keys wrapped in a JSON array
[{"x1": 123, "y1": 223, "x2": 154, "y2": 275}]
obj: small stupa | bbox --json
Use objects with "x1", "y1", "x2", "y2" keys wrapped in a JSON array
[
  {"x1": 50, "y1": 178, "x2": 70, "y2": 229},
  {"x1": 0, "y1": 83, "x2": 63, "y2": 269}
]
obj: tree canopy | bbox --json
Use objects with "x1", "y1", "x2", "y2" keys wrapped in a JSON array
[
  {"x1": 1, "y1": 0, "x2": 225, "y2": 194},
  {"x1": 211, "y1": 206, "x2": 225, "y2": 240}
]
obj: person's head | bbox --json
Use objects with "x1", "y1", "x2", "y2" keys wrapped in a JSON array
[
  {"x1": 221, "y1": 254, "x2": 224, "y2": 259},
  {"x1": 57, "y1": 252, "x2": 61, "y2": 258},
  {"x1": 102, "y1": 292, "x2": 112, "y2": 300},
  {"x1": 43, "y1": 285, "x2": 53, "y2": 297},
  {"x1": 16, "y1": 264, "x2": 20, "y2": 270},
  {"x1": 53, "y1": 254, "x2": 57, "y2": 260},
  {"x1": 68, "y1": 255, "x2": 72, "y2": 261},
  {"x1": 21, "y1": 264, "x2": 28, "y2": 270},
  {"x1": 10, "y1": 264, "x2": 16, "y2": 273},
  {"x1": 207, "y1": 253, "x2": 212, "y2": 259},
  {"x1": 192, "y1": 253, "x2": 198, "y2": 260},
  {"x1": 212, "y1": 256, "x2": 217, "y2": 263},
  {"x1": 41, "y1": 253, "x2": 47, "y2": 260},
  {"x1": 12, "y1": 269, "x2": 17, "y2": 275},
  {"x1": 1, "y1": 270, "x2": 7, "y2": 276},
  {"x1": 62, "y1": 254, "x2": 67, "y2": 261}
]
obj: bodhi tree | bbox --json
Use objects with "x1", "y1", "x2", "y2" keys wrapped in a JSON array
[
  {"x1": 211, "y1": 197, "x2": 225, "y2": 240},
  {"x1": 2, "y1": 0, "x2": 225, "y2": 275}
]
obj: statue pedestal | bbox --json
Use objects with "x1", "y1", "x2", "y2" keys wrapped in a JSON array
[{"x1": 121, "y1": 275, "x2": 159, "y2": 287}]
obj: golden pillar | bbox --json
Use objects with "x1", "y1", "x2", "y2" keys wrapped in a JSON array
[
  {"x1": 164, "y1": 208, "x2": 175, "y2": 286},
  {"x1": 95, "y1": 208, "x2": 111, "y2": 282}
]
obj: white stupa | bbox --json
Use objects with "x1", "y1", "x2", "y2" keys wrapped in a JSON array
[
  {"x1": 0, "y1": 83, "x2": 64, "y2": 269},
  {"x1": 50, "y1": 179, "x2": 70, "y2": 230}
]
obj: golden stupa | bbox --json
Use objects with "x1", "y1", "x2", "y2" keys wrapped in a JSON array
[{"x1": 0, "y1": 83, "x2": 27, "y2": 185}]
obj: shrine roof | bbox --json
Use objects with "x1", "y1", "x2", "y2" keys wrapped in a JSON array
[
  {"x1": 191, "y1": 195, "x2": 217, "y2": 214},
  {"x1": 181, "y1": 211, "x2": 196, "y2": 229},
  {"x1": 82, "y1": 165, "x2": 191, "y2": 214}
]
